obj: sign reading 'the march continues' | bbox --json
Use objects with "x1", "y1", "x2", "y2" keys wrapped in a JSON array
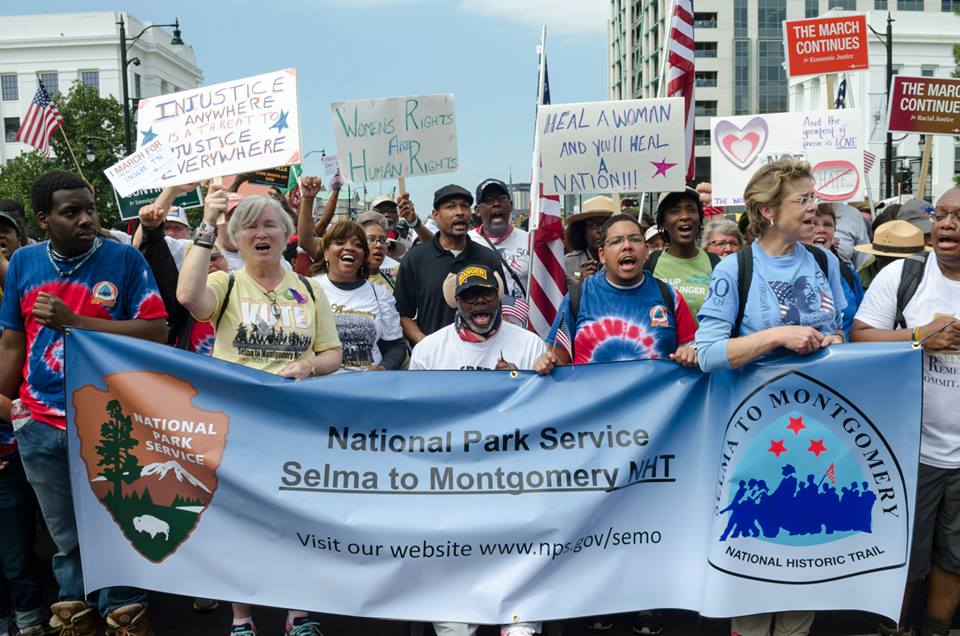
[
  {"x1": 887, "y1": 76, "x2": 960, "y2": 136},
  {"x1": 783, "y1": 14, "x2": 869, "y2": 78},
  {"x1": 66, "y1": 330, "x2": 918, "y2": 623}
]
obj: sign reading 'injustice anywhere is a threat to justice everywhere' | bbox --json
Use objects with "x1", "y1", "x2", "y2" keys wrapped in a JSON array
[
  {"x1": 887, "y1": 76, "x2": 960, "y2": 136},
  {"x1": 66, "y1": 330, "x2": 919, "y2": 623}
]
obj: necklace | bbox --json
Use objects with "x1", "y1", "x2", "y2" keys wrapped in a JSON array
[
  {"x1": 263, "y1": 290, "x2": 282, "y2": 319},
  {"x1": 46, "y1": 238, "x2": 103, "y2": 277}
]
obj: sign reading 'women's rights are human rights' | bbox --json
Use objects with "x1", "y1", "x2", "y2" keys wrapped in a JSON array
[{"x1": 66, "y1": 330, "x2": 918, "y2": 624}]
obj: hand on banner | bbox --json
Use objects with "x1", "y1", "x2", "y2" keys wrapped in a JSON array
[
  {"x1": 364, "y1": 364, "x2": 386, "y2": 372},
  {"x1": 920, "y1": 316, "x2": 960, "y2": 352},
  {"x1": 138, "y1": 204, "x2": 166, "y2": 229},
  {"x1": 300, "y1": 176, "x2": 322, "y2": 199},
  {"x1": 204, "y1": 185, "x2": 229, "y2": 225},
  {"x1": 495, "y1": 357, "x2": 519, "y2": 372},
  {"x1": 669, "y1": 346, "x2": 699, "y2": 368},
  {"x1": 822, "y1": 334, "x2": 844, "y2": 347},
  {"x1": 397, "y1": 193, "x2": 416, "y2": 224},
  {"x1": 328, "y1": 170, "x2": 343, "y2": 193},
  {"x1": 278, "y1": 359, "x2": 315, "y2": 380},
  {"x1": 32, "y1": 292, "x2": 78, "y2": 332},
  {"x1": 775, "y1": 326, "x2": 825, "y2": 356},
  {"x1": 695, "y1": 182, "x2": 713, "y2": 206}
]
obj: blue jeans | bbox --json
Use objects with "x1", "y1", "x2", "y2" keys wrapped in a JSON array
[
  {"x1": 15, "y1": 418, "x2": 147, "y2": 616},
  {"x1": 0, "y1": 451, "x2": 43, "y2": 632}
]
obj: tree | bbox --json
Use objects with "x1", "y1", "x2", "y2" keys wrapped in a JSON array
[
  {"x1": 96, "y1": 399, "x2": 142, "y2": 499},
  {"x1": 0, "y1": 82, "x2": 125, "y2": 236}
]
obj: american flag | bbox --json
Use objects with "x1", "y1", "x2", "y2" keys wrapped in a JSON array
[
  {"x1": 834, "y1": 78, "x2": 848, "y2": 109},
  {"x1": 825, "y1": 463, "x2": 836, "y2": 485},
  {"x1": 546, "y1": 294, "x2": 573, "y2": 358},
  {"x1": 863, "y1": 150, "x2": 876, "y2": 173},
  {"x1": 527, "y1": 30, "x2": 567, "y2": 338},
  {"x1": 665, "y1": 0, "x2": 695, "y2": 182},
  {"x1": 501, "y1": 294, "x2": 530, "y2": 327},
  {"x1": 769, "y1": 280, "x2": 833, "y2": 318},
  {"x1": 16, "y1": 80, "x2": 64, "y2": 157}
]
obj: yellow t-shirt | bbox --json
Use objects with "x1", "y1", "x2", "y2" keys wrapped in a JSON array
[{"x1": 203, "y1": 269, "x2": 340, "y2": 373}]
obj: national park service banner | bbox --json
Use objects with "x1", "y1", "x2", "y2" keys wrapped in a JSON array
[{"x1": 64, "y1": 330, "x2": 920, "y2": 622}]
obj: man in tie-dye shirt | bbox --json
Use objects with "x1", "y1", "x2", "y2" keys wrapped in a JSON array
[{"x1": 0, "y1": 171, "x2": 166, "y2": 636}]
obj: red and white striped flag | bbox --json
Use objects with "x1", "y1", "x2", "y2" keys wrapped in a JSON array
[
  {"x1": 665, "y1": 0, "x2": 695, "y2": 182},
  {"x1": 863, "y1": 150, "x2": 876, "y2": 173},
  {"x1": 527, "y1": 30, "x2": 567, "y2": 338},
  {"x1": 825, "y1": 463, "x2": 836, "y2": 485},
  {"x1": 16, "y1": 80, "x2": 64, "y2": 157}
]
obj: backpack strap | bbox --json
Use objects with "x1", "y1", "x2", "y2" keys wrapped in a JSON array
[
  {"x1": 643, "y1": 249, "x2": 662, "y2": 273},
  {"x1": 297, "y1": 274, "x2": 317, "y2": 304},
  {"x1": 800, "y1": 243, "x2": 829, "y2": 278},
  {"x1": 732, "y1": 245, "x2": 753, "y2": 337},
  {"x1": 706, "y1": 250, "x2": 721, "y2": 269},
  {"x1": 837, "y1": 260, "x2": 856, "y2": 290},
  {"x1": 214, "y1": 272, "x2": 235, "y2": 328},
  {"x1": 895, "y1": 252, "x2": 930, "y2": 329},
  {"x1": 569, "y1": 280, "x2": 583, "y2": 323},
  {"x1": 654, "y1": 278, "x2": 676, "y2": 327}
]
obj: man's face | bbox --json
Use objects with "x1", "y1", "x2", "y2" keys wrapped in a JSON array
[
  {"x1": 377, "y1": 203, "x2": 399, "y2": 229},
  {"x1": 456, "y1": 285, "x2": 500, "y2": 335},
  {"x1": 164, "y1": 222, "x2": 191, "y2": 240},
  {"x1": 599, "y1": 219, "x2": 649, "y2": 286},
  {"x1": 38, "y1": 187, "x2": 97, "y2": 256},
  {"x1": 932, "y1": 189, "x2": 960, "y2": 265},
  {"x1": 433, "y1": 196, "x2": 471, "y2": 238},
  {"x1": 0, "y1": 223, "x2": 21, "y2": 260},
  {"x1": 475, "y1": 187, "x2": 513, "y2": 236},
  {"x1": 661, "y1": 196, "x2": 700, "y2": 246}
]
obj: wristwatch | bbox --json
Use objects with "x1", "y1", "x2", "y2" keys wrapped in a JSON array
[{"x1": 193, "y1": 222, "x2": 217, "y2": 247}]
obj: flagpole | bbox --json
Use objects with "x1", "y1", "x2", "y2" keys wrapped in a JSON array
[
  {"x1": 58, "y1": 127, "x2": 86, "y2": 180},
  {"x1": 524, "y1": 25, "x2": 548, "y2": 325},
  {"x1": 639, "y1": 0, "x2": 676, "y2": 216}
]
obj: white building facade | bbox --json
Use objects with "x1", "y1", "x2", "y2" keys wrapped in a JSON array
[
  {"x1": 609, "y1": 0, "x2": 960, "y2": 192},
  {"x1": 0, "y1": 11, "x2": 202, "y2": 164}
]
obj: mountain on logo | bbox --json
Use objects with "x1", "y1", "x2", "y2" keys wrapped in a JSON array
[{"x1": 125, "y1": 461, "x2": 212, "y2": 507}]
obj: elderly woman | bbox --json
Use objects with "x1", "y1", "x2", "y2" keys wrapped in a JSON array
[
  {"x1": 702, "y1": 218, "x2": 743, "y2": 259},
  {"x1": 311, "y1": 220, "x2": 405, "y2": 371},
  {"x1": 695, "y1": 159, "x2": 846, "y2": 636},
  {"x1": 177, "y1": 185, "x2": 341, "y2": 636}
]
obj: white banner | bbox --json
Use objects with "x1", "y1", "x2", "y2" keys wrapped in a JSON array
[
  {"x1": 137, "y1": 68, "x2": 301, "y2": 186},
  {"x1": 104, "y1": 138, "x2": 177, "y2": 197},
  {"x1": 331, "y1": 94, "x2": 458, "y2": 183},
  {"x1": 709, "y1": 108, "x2": 865, "y2": 207}
]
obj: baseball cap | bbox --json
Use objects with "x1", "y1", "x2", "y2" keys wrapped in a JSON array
[
  {"x1": 475, "y1": 178, "x2": 510, "y2": 204},
  {"x1": 370, "y1": 195, "x2": 396, "y2": 211},
  {"x1": 433, "y1": 184, "x2": 473, "y2": 209},
  {"x1": 0, "y1": 211, "x2": 24, "y2": 242},
  {"x1": 896, "y1": 198, "x2": 934, "y2": 234},
  {"x1": 656, "y1": 186, "x2": 704, "y2": 219},
  {"x1": 164, "y1": 207, "x2": 191, "y2": 229},
  {"x1": 442, "y1": 263, "x2": 505, "y2": 308}
]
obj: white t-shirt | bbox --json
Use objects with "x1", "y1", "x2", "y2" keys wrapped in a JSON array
[
  {"x1": 409, "y1": 321, "x2": 546, "y2": 371},
  {"x1": 854, "y1": 255, "x2": 960, "y2": 468},
  {"x1": 112, "y1": 229, "x2": 187, "y2": 269},
  {"x1": 315, "y1": 275, "x2": 403, "y2": 369},
  {"x1": 468, "y1": 227, "x2": 530, "y2": 300}
]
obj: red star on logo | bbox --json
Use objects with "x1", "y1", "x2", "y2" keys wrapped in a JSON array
[
  {"x1": 808, "y1": 439, "x2": 827, "y2": 457},
  {"x1": 786, "y1": 416, "x2": 806, "y2": 436},
  {"x1": 768, "y1": 439, "x2": 787, "y2": 458},
  {"x1": 650, "y1": 158, "x2": 678, "y2": 178}
]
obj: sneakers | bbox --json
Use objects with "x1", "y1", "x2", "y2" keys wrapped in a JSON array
[
  {"x1": 584, "y1": 618, "x2": 614, "y2": 631},
  {"x1": 105, "y1": 603, "x2": 153, "y2": 636},
  {"x1": 632, "y1": 611, "x2": 663, "y2": 636},
  {"x1": 284, "y1": 616, "x2": 323, "y2": 636},
  {"x1": 500, "y1": 626, "x2": 536, "y2": 636},
  {"x1": 49, "y1": 601, "x2": 98, "y2": 636},
  {"x1": 231, "y1": 622, "x2": 257, "y2": 636},
  {"x1": 193, "y1": 598, "x2": 221, "y2": 613}
]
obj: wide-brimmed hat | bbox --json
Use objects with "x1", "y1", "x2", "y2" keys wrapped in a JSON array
[
  {"x1": 566, "y1": 196, "x2": 615, "y2": 225},
  {"x1": 854, "y1": 220, "x2": 930, "y2": 258}
]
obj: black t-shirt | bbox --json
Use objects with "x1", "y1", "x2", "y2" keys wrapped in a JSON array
[{"x1": 394, "y1": 233, "x2": 506, "y2": 337}]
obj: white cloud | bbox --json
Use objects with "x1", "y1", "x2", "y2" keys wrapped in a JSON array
[{"x1": 458, "y1": 0, "x2": 607, "y2": 36}]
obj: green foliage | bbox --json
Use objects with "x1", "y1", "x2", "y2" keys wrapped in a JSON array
[
  {"x1": 171, "y1": 494, "x2": 204, "y2": 508},
  {"x1": 96, "y1": 399, "x2": 142, "y2": 499},
  {"x1": 0, "y1": 82, "x2": 125, "y2": 237}
]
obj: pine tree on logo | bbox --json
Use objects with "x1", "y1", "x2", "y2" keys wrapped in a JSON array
[{"x1": 96, "y1": 400, "x2": 142, "y2": 499}]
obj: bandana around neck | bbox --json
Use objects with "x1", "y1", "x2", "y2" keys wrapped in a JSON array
[{"x1": 455, "y1": 309, "x2": 502, "y2": 343}]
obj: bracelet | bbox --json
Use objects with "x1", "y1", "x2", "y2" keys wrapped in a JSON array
[
  {"x1": 911, "y1": 326, "x2": 922, "y2": 344},
  {"x1": 193, "y1": 222, "x2": 217, "y2": 246},
  {"x1": 408, "y1": 216, "x2": 421, "y2": 228},
  {"x1": 193, "y1": 239, "x2": 214, "y2": 249}
]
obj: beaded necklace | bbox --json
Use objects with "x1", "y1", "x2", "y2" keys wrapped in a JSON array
[{"x1": 46, "y1": 238, "x2": 103, "y2": 277}]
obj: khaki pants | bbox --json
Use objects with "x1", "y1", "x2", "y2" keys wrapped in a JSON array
[{"x1": 731, "y1": 612, "x2": 814, "y2": 636}]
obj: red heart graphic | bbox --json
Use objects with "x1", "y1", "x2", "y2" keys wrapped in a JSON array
[{"x1": 722, "y1": 132, "x2": 761, "y2": 164}]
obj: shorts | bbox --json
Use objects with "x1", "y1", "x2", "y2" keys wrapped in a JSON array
[{"x1": 908, "y1": 463, "x2": 960, "y2": 582}]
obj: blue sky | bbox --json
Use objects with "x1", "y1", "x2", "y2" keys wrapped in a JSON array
[{"x1": 13, "y1": 0, "x2": 608, "y2": 211}]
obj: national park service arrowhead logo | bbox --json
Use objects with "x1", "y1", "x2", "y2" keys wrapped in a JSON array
[{"x1": 72, "y1": 372, "x2": 229, "y2": 563}]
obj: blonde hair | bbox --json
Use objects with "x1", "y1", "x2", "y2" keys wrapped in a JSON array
[
  {"x1": 743, "y1": 159, "x2": 813, "y2": 240},
  {"x1": 227, "y1": 195, "x2": 294, "y2": 245}
]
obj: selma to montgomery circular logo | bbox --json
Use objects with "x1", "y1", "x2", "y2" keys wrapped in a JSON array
[
  {"x1": 707, "y1": 371, "x2": 908, "y2": 584},
  {"x1": 72, "y1": 372, "x2": 229, "y2": 563}
]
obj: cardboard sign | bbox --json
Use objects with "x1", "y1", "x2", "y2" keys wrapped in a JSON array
[
  {"x1": 887, "y1": 76, "x2": 960, "y2": 136},
  {"x1": 247, "y1": 165, "x2": 290, "y2": 188},
  {"x1": 114, "y1": 188, "x2": 203, "y2": 221},
  {"x1": 783, "y1": 15, "x2": 869, "y2": 77},
  {"x1": 137, "y1": 68, "x2": 301, "y2": 186},
  {"x1": 330, "y1": 94, "x2": 457, "y2": 183},
  {"x1": 535, "y1": 98, "x2": 685, "y2": 195},
  {"x1": 710, "y1": 109, "x2": 865, "y2": 207},
  {"x1": 103, "y1": 138, "x2": 178, "y2": 197},
  {"x1": 323, "y1": 155, "x2": 340, "y2": 177}
]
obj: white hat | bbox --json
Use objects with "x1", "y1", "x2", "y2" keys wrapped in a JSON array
[{"x1": 165, "y1": 207, "x2": 191, "y2": 229}]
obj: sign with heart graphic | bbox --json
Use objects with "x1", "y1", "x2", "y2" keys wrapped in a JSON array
[{"x1": 709, "y1": 109, "x2": 865, "y2": 207}]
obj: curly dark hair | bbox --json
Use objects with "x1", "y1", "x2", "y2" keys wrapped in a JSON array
[
  {"x1": 312, "y1": 220, "x2": 370, "y2": 279},
  {"x1": 30, "y1": 171, "x2": 91, "y2": 217},
  {"x1": 565, "y1": 219, "x2": 589, "y2": 252}
]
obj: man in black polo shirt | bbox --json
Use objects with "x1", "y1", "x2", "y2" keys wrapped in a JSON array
[{"x1": 394, "y1": 184, "x2": 504, "y2": 344}]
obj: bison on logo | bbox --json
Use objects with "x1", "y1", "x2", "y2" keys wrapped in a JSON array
[{"x1": 72, "y1": 372, "x2": 229, "y2": 562}]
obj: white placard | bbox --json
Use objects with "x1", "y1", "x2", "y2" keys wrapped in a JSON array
[
  {"x1": 535, "y1": 98, "x2": 685, "y2": 195},
  {"x1": 103, "y1": 138, "x2": 178, "y2": 197},
  {"x1": 710, "y1": 109, "x2": 865, "y2": 207},
  {"x1": 137, "y1": 68, "x2": 301, "y2": 186},
  {"x1": 330, "y1": 94, "x2": 458, "y2": 183},
  {"x1": 323, "y1": 155, "x2": 340, "y2": 177}
]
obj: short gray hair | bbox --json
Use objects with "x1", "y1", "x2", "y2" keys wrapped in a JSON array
[
  {"x1": 702, "y1": 218, "x2": 743, "y2": 246},
  {"x1": 356, "y1": 211, "x2": 388, "y2": 232},
  {"x1": 227, "y1": 195, "x2": 294, "y2": 245}
]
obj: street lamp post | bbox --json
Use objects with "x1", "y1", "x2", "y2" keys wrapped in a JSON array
[
  {"x1": 869, "y1": 13, "x2": 895, "y2": 199},
  {"x1": 117, "y1": 15, "x2": 184, "y2": 155}
]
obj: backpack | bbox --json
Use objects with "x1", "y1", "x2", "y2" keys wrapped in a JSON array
[
  {"x1": 643, "y1": 248, "x2": 720, "y2": 273},
  {"x1": 894, "y1": 252, "x2": 930, "y2": 329},
  {"x1": 732, "y1": 244, "x2": 833, "y2": 337},
  {"x1": 214, "y1": 272, "x2": 317, "y2": 329}
]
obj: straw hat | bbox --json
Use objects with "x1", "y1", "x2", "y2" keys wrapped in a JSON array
[
  {"x1": 854, "y1": 220, "x2": 930, "y2": 258},
  {"x1": 566, "y1": 196, "x2": 615, "y2": 225}
]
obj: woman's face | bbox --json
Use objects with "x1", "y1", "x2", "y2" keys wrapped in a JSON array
[
  {"x1": 325, "y1": 233, "x2": 365, "y2": 281},
  {"x1": 584, "y1": 219, "x2": 604, "y2": 253},
  {"x1": 770, "y1": 178, "x2": 818, "y2": 243},
  {"x1": 704, "y1": 233, "x2": 741, "y2": 258},
  {"x1": 811, "y1": 213, "x2": 836, "y2": 250},
  {"x1": 365, "y1": 224, "x2": 388, "y2": 271},
  {"x1": 662, "y1": 197, "x2": 700, "y2": 247},
  {"x1": 236, "y1": 207, "x2": 287, "y2": 265}
]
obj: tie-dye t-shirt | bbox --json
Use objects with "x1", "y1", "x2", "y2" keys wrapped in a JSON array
[{"x1": 0, "y1": 241, "x2": 167, "y2": 429}]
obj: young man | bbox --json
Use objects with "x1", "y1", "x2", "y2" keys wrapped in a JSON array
[
  {"x1": 0, "y1": 171, "x2": 167, "y2": 636},
  {"x1": 468, "y1": 178, "x2": 529, "y2": 302},
  {"x1": 393, "y1": 185, "x2": 504, "y2": 345},
  {"x1": 852, "y1": 187, "x2": 960, "y2": 636}
]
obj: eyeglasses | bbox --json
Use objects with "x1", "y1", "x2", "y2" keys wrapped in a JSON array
[
  {"x1": 931, "y1": 210, "x2": 960, "y2": 225},
  {"x1": 789, "y1": 193, "x2": 821, "y2": 207},
  {"x1": 459, "y1": 288, "x2": 498, "y2": 303},
  {"x1": 367, "y1": 236, "x2": 389, "y2": 246},
  {"x1": 707, "y1": 240, "x2": 740, "y2": 249},
  {"x1": 603, "y1": 234, "x2": 645, "y2": 247}
]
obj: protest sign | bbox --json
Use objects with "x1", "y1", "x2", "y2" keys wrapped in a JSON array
[
  {"x1": 331, "y1": 94, "x2": 457, "y2": 183},
  {"x1": 67, "y1": 329, "x2": 918, "y2": 623},
  {"x1": 783, "y1": 14, "x2": 869, "y2": 78},
  {"x1": 137, "y1": 68, "x2": 301, "y2": 186},
  {"x1": 887, "y1": 76, "x2": 960, "y2": 136},
  {"x1": 535, "y1": 98, "x2": 685, "y2": 195},
  {"x1": 710, "y1": 109, "x2": 865, "y2": 206},
  {"x1": 247, "y1": 165, "x2": 291, "y2": 188},
  {"x1": 323, "y1": 155, "x2": 340, "y2": 177},
  {"x1": 113, "y1": 187, "x2": 203, "y2": 221},
  {"x1": 103, "y1": 138, "x2": 177, "y2": 197}
]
